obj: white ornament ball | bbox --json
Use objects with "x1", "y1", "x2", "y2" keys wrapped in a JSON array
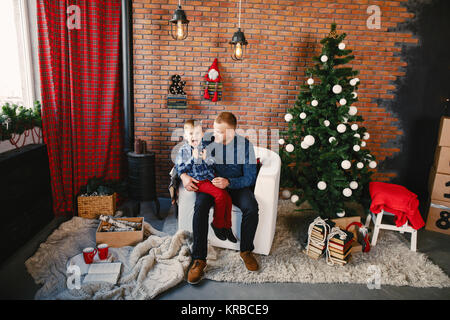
[
  {"x1": 285, "y1": 144, "x2": 294, "y2": 153},
  {"x1": 354, "y1": 133, "x2": 361, "y2": 138},
  {"x1": 357, "y1": 162, "x2": 364, "y2": 169},
  {"x1": 341, "y1": 160, "x2": 351, "y2": 170},
  {"x1": 291, "y1": 194, "x2": 299, "y2": 203},
  {"x1": 369, "y1": 161, "x2": 377, "y2": 169},
  {"x1": 350, "y1": 181, "x2": 359, "y2": 190},
  {"x1": 311, "y1": 100, "x2": 318, "y2": 107},
  {"x1": 317, "y1": 181, "x2": 327, "y2": 190},
  {"x1": 361, "y1": 141, "x2": 367, "y2": 147},
  {"x1": 299, "y1": 112, "x2": 307, "y2": 119},
  {"x1": 307, "y1": 78, "x2": 314, "y2": 85},
  {"x1": 300, "y1": 141, "x2": 309, "y2": 149},
  {"x1": 304, "y1": 135, "x2": 315, "y2": 146},
  {"x1": 332, "y1": 84, "x2": 342, "y2": 94},
  {"x1": 324, "y1": 120, "x2": 330, "y2": 127},
  {"x1": 343, "y1": 188, "x2": 352, "y2": 197},
  {"x1": 337, "y1": 124, "x2": 346, "y2": 133},
  {"x1": 278, "y1": 138, "x2": 285, "y2": 145},
  {"x1": 338, "y1": 42, "x2": 346, "y2": 50},
  {"x1": 351, "y1": 123, "x2": 359, "y2": 131},
  {"x1": 363, "y1": 132, "x2": 370, "y2": 140},
  {"x1": 352, "y1": 92, "x2": 358, "y2": 98},
  {"x1": 329, "y1": 137, "x2": 336, "y2": 144},
  {"x1": 355, "y1": 78, "x2": 360, "y2": 83},
  {"x1": 336, "y1": 210, "x2": 346, "y2": 218},
  {"x1": 281, "y1": 189, "x2": 291, "y2": 199},
  {"x1": 284, "y1": 113, "x2": 293, "y2": 122},
  {"x1": 339, "y1": 98, "x2": 347, "y2": 105},
  {"x1": 353, "y1": 145, "x2": 361, "y2": 152},
  {"x1": 348, "y1": 106, "x2": 358, "y2": 116},
  {"x1": 321, "y1": 55, "x2": 328, "y2": 62},
  {"x1": 349, "y1": 78, "x2": 359, "y2": 86}
]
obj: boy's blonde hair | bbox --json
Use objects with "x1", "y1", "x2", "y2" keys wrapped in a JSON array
[{"x1": 184, "y1": 119, "x2": 202, "y2": 129}]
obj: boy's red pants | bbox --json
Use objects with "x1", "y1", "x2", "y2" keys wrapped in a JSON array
[{"x1": 196, "y1": 180, "x2": 232, "y2": 229}]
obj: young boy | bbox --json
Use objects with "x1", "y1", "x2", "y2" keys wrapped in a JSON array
[{"x1": 175, "y1": 119, "x2": 237, "y2": 242}]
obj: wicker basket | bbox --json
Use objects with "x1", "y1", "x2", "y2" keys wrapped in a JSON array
[{"x1": 77, "y1": 193, "x2": 117, "y2": 219}]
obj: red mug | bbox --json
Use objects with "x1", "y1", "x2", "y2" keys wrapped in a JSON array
[
  {"x1": 98, "y1": 243, "x2": 109, "y2": 260},
  {"x1": 83, "y1": 247, "x2": 97, "y2": 264}
]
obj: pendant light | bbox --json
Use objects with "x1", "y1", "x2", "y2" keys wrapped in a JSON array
[
  {"x1": 169, "y1": 0, "x2": 189, "y2": 41},
  {"x1": 230, "y1": 0, "x2": 248, "y2": 61}
]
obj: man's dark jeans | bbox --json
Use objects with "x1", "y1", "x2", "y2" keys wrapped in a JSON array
[{"x1": 191, "y1": 186, "x2": 259, "y2": 260}]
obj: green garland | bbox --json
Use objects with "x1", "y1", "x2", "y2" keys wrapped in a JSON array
[{"x1": 0, "y1": 101, "x2": 42, "y2": 142}]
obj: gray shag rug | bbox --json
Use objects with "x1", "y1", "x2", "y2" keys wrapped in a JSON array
[
  {"x1": 204, "y1": 200, "x2": 450, "y2": 288},
  {"x1": 25, "y1": 200, "x2": 450, "y2": 299}
]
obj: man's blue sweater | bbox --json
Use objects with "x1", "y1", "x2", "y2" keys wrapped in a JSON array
[{"x1": 204, "y1": 133, "x2": 257, "y2": 189}]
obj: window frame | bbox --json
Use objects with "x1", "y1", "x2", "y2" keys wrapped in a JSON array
[{"x1": 0, "y1": 0, "x2": 36, "y2": 109}]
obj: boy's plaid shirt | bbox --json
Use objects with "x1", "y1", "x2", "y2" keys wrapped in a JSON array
[{"x1": 175, "y1": 141, "x2": 216, "y2": 181}]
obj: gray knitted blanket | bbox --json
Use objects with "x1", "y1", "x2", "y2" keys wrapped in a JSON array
[{"x1": 25, "y1": 217, "x2": 192, "y2": 300}]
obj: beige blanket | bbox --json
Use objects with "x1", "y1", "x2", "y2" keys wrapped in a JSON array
[{"x1": 25, "y1": 216, "x2": 192, "y2": 300}]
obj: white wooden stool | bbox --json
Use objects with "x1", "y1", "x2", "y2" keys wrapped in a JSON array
[{"x1": 364, "y1": 210, "x2": 418, "y2": 252}]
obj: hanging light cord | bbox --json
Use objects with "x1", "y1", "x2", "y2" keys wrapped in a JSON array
[{"x1": 238, "y1": 0, "x2": 241, "y2": 28}]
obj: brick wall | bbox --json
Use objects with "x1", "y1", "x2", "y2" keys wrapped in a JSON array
[{"x1": 132, "y1": 0, "x2": 417, "y2": 197}]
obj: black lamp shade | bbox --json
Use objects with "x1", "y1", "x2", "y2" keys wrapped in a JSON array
[
  {"x1": 169, "y1": 5, "x2": 189, "y2": 40},
  {"x1": 229, "y1": 28, "x2": 248, "y2": 61}
]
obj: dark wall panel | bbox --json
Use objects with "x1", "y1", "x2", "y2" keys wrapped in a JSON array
[{"x1": 382, "y1": 0, "x2": 450, "y2": 213}]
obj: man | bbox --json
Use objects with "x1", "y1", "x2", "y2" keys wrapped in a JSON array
[{"x1": 179, "y1": 112, "x2": 260, "y2": 284}]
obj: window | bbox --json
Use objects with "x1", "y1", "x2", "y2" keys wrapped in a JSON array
[{"x1": 0, "y1": 0, "x2": 35, "y2": 108}]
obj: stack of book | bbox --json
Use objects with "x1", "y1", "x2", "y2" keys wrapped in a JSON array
[
  {"x1": 327, "y1": 229, "x2": 354, "y2": 266},
  {"x1": 167, "y1": 94, "x2": 187, "y2": 109},
  {"x1": 306, "y1": 220, "x2": 335, "y2": 259}
]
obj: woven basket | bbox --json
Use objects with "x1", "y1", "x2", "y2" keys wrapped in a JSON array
[{"x1": 77, "y1": 193, "x2": 117, "y2": 219}]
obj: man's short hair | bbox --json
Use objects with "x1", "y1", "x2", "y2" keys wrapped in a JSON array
[{"x1": 215, "y1": 112, "x2": 237, "y2": 129}]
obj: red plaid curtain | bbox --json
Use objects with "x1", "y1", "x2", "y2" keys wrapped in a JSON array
[{"x1": 37, "y1": 0, "x2": 123, "y2": 217}]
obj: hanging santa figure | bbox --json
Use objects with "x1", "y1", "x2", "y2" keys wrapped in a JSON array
[{"x1": 203, "y1": 58, "x2": 221, "y2": 102}]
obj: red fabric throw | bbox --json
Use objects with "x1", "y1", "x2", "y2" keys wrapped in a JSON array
[
  {"x1": 37, "y1": 1, "x2": 123, "y2": 217},
  {"x1": 369, "y1": 182, "x2": 425, "y2": 230}
]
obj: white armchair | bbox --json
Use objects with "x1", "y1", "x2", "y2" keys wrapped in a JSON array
[{"x1": 177, "y1": 146, "x2": 281, "y2": 255}]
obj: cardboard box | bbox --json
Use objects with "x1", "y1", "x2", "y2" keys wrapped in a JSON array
[
  {"x1": 425, "y1": 200, "x2": 450, "y2": 235},
  {"x1": 331, "y1": 216, "x2": 363, "y2": 253},
  {"x1": 96, "y1": 217, "x2": 144, "y2": 248},
  {"x1": 437, "y1": 116, "x2": 450, "y2": 147},
  {"x1": 434, "y1": 146, "x2": 450, "y2": 175},
  {"x1": 429, "y1": 171, "x2": 450, "y2": 202}
]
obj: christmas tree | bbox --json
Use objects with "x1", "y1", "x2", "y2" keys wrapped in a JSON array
[{"x1": 279, "y1": 23, "x2": 377, "y2": 218}]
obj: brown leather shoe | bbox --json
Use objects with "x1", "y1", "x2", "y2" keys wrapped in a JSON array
[
  {"x1": 187, "y1": 259, "x2": 207, "y2": 284},
  {"x1": 240, "y1": 251, "x2": 259, "y2": 271}
]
